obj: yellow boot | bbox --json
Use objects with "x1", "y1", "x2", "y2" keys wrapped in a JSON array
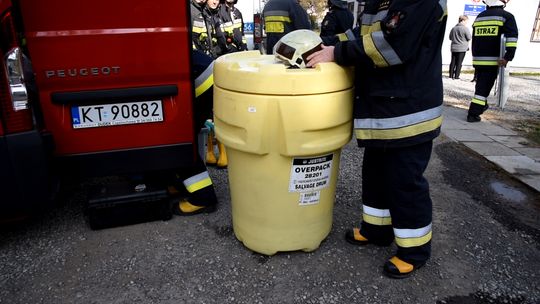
[
  {"x1": 216, "y1": 141, "x2": 228, "y2": 169},
  {"x1": 173, "y1": 199, "x2": 216, "y2": 216},
  {"x1": 205, "y1": 132, "x2": 217, "y2": 165}
]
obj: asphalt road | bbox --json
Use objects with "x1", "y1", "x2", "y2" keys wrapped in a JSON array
[{"x1": 1, "y1": 130, "x2": 539, "y2": 303}]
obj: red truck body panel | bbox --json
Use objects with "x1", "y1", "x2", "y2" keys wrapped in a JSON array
[
  {"x1": 1, "y1": 0, "x2": 55, "y2": 220},
  {"x1": 19, "y1": 0, "x2": 194, "y2": 155},
  {"x1": 1, "y1": 0, "x2": 201, "y2": 221},
  {"x1": 0, "y1": 0, "x2": 9, "y2": 18}
]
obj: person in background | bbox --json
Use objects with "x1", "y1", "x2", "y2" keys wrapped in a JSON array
[
  {"x1": 262, "y1": 0, "x2": 311, "y2": 54},
  {"x1": 320, "y1": 0, "x2": 354, "y2": 38},
  {"x1": 191, "y1": 0, "x2": 213, "y2": 56},
  {"x1": 307, "y1": 0, "x2": 447, "y2": 279},
  {"x1": 206, "y1": 0, "x2": 231, "y2": 58},
  {"x1": 467, "y1": 0, "x2": 518, "y2": 123},
  {"x1": 448, "y1": 15, "x2": 471, "y2": 80},
  {"x1": 220, "y1": 0, "x2": 248, "y2": 52},
  {"x1": 201, "y1": 0, "x2": 230, "y2": 168}
]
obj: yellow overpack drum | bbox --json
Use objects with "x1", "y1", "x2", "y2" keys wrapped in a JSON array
[{"x1": 214, "y1": 51, "x2": 353, "y2": 255}]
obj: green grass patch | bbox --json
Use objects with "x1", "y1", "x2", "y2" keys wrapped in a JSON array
[
  {"x1": 514, "y1": 119, "x2": 540, "y2": 146},
  {"x1": 509, "y1": 72, "x2": 540, "y2": 76}
]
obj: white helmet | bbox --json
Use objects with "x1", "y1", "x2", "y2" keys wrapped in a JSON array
[
  {"x1": 273, "y1": 30, "x2": 323, "y2": 69},
  {"x1": 483, "y1": 0, "x2": 504, "y2": 6}
]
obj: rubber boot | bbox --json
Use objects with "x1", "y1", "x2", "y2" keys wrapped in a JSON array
[
  {"x1": 216, "y1": 141, "x2": 228, "y2": 169},
  {"x1": 205, "y1": 132, "x2": 217, "y2": 165},
  {"x1": 383, "y1": 256, "x2": 426, "y2": 279},
  {"x1": 173, "y1": 199, "x2": 216, "y2": 216}
]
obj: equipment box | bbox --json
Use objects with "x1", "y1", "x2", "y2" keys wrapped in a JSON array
[{"x1": 86, "y1": 181, "x2": 171, "y2": 230}]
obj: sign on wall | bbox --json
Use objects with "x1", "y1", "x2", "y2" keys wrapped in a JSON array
[
  {"x1": 244, "y1": 22, "x2": 254, "y2": 34},
  {"x1": 464, "y1": 4, "x2": 486, "y2": 16}
]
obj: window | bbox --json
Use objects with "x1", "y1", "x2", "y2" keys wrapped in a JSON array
[{"x1": 532, "y1": 1, "x2": 540, "y2": 42}]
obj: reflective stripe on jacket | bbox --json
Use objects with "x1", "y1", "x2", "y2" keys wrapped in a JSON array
[
  {"x1": 471, "y1": 6, "x2": 518, "y2": 67},
  {"x1": 219, "y1": 5, "x2": 247, "y2": 51},
  {"x1": 262, "y1": 0, "x2": 311, "y2": 54},
  {"x1": 191, "y1": 1, "x2": 212, "y2": 56},
  {"x1": 334, "y1": 0, "x2": 448, "y2": 147},
  {"x1": 206, "y1": 6, "x2": 231, "y2": 58},
  {"x1": 192, "y1": 50, "x2": 215, "y2": 98}
]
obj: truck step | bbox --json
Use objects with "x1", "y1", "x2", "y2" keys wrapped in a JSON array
[{"x1": 86, "y1": 180, "x2": 171, "y2": 230}]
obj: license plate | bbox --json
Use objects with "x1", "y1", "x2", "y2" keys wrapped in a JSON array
[{"x1": 71, "y1": 100, "x2": 163, "y2": 129}]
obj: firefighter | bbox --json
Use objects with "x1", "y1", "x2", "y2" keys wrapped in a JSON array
[
  {"x1": 467, "y1": 0, "x2": 518, "y2": 123},
  {"x1": 206, "y1": 0, "x2": 231, "y2": 58},
  {"x1": 262, "y1": 0, "x2": 311, "y2": 54},
  {"x1": 197, "y1": 0, "x2": 229, "y2": 168},
  {"x1": 319, "y1": 0, "x2": 354, "y2": 38},
  {"x1": 170, "y1": 50, "x2": 220, "y2": 215},
  {"x1": 306, "y1": 0, "x2": 447, "y2": 278},
  {"x1": 220, "y1": 0, "x2": 248, "y2": 52},
  {"x1": 191, "y1": 0, "x2": 213, "y2": 56}
]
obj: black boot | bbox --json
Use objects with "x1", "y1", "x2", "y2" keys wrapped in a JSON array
[
  {"x1": 383, "y1": 256, "x2": 426, "y2": 279},
  {"x1": 467, "y1": 114, "x2": 481, "y2": 123}
]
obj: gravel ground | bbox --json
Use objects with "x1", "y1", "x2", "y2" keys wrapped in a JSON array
[{"x1": 0, "y1": 74, "x2": 539, "y2": 304}]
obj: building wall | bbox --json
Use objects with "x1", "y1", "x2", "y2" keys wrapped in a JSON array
[{"x1": 443, "y1": 0, "x2": 540, "y2": 69}]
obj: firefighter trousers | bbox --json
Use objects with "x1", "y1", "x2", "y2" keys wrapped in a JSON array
[
  {"x1": 173, "y1": 155, "x2": 218, "y2": 207},
  {"x1": 359, "y1": 141, "x2": 433, "y2": 264},
  {"x1": 172, "y1": 62, "x2": 218, "y2": 208},
  {"x1": 468, "y1": 67, "x2": 498, "y2": 116}
]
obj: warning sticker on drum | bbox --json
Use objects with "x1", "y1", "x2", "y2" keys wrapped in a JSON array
[
  {"x1": 289, "y1": 153, "x2": 333, "y2": 193},
  {"x1": 299, "y1": 191, "x2": 321, "y2": 205}
]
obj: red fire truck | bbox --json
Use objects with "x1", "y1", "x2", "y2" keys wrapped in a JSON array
[{"x1": 1, "y1": 0, "x2": 200, "y2": 226}]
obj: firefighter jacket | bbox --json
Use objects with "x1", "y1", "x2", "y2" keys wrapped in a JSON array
[
  {"x1": 192, "y1": 49, "x2": 215, "y2": 129},
  {"x1": 192, "y1": 50, "x2": 214, "y2": 99},
  {"x1": 262, "y1": 0, "x2": 311, "y2": 54},
  {"x1": 471, "y1": 5, "x2": 518, "y2": 68},
  {"x1": 219, "y1": 4, "x2": 248, "y2": 52},
  {"x1": 206, "y1": 5, "x2": 231, "y2": 58},
  {"x1": 320, "y1": 6, "x2": 354, "y2": 37},
  {"x1": 333, "y1": 0, "x2": 447, "y2": 148},
  {"x1": 191, "y1": 0, "x2": 213, "y2": 56}
]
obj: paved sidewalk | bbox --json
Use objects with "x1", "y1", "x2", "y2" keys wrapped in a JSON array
[{"x1": 441, "y1": 105, "x2": 540, "y2": 192}]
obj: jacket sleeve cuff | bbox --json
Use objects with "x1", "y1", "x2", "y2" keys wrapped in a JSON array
[{"x1": 334, "y1": 40, "x2": 372, "y2": 67}]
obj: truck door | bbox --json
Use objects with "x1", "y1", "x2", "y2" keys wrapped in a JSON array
[{"x1": 17, "y1": 0, "x2": 196, "y2": 176}]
